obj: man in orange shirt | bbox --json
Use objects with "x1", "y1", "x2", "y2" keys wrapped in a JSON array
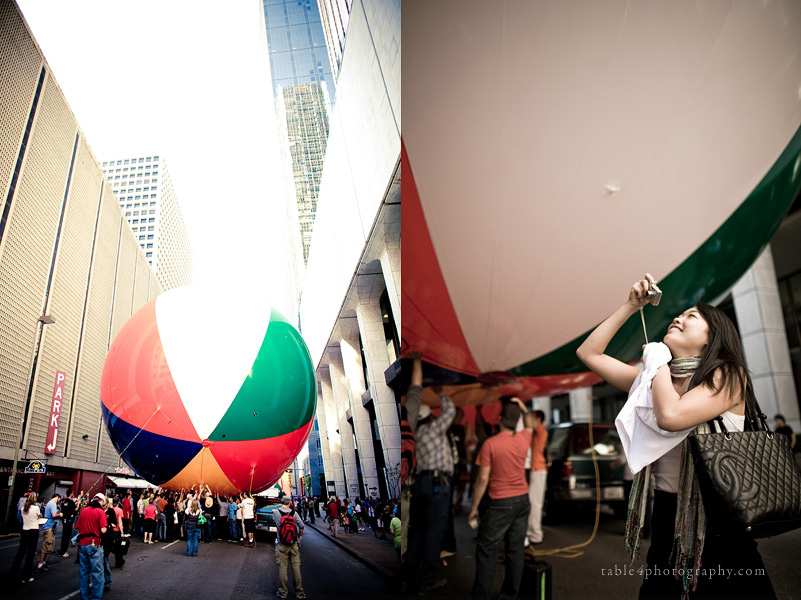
[
  {"x1": 155, "y1": 493, "x2": 168, "y2": 542},
  {"x1": 525, "y1": 410, "x2": 548, "y2": 547},
  {"x1": 468, "y1": 398, "x2": 534, "y2": 600}
]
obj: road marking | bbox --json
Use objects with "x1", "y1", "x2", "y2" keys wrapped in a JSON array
[
  {"x1": 56, "y1": 590, "x2": 80, "y2": 600},
  {"x1": 162, "y1": 540, "x2": 179, "y2": 549}
]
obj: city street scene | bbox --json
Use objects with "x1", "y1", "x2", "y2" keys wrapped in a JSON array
[
  {"x1": 1, "y1": 0, "x2": 400, "y2": 598},
  {"x1": 402, "y1": 2, "x2": 801, "y2": 600}
]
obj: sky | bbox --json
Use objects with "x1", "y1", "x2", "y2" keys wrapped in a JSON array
[
  {"x1": 17, "y1": 0, "x2": 309, "y2": 471},
  {"x1": 17, "y1": 0, "x2": 292, "y2": 311}
]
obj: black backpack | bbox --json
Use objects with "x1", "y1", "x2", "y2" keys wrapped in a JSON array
[{"x1": 278, "y1": 512, "x2": 297, "y2": 544}]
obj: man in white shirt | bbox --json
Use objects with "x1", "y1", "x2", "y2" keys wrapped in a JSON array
[
  {"x1": 136, "y1": 493, "x2": 145, "y2": 537},
  {"x1": 241, "y1": 492, "x2": 256, "y2": 547}
]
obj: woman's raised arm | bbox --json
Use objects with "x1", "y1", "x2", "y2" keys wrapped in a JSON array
[{"x1": 576, "y1": 274, "x2": 657, "y2": 392}]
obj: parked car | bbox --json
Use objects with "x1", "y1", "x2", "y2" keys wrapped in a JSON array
[
  {"x1": 254, "y1": 498, "x2": 283, "y2": 536},
  {"x1": 545, "y1": 422, "x2": 626, "y2": 516}
]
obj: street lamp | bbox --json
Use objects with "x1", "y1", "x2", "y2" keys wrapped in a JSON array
[{"x1": 3, "y1": 314, "x2": 55, "y2": 532}]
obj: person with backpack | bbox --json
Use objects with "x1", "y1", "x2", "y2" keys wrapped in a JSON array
[{"x1": 272, "y1": 497, "x2": 306, "y2": 599}]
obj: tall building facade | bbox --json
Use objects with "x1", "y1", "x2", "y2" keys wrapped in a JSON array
[
  {"x1": 276, "y1": 83, "x2": 330, "y2": 263},
  {"x1": 263, "y1": 0, "x2": 334, "y2": 106},
  {"x1": 263, "y1": 0, "x2": 338, "y2": 494},
  {"x1": 264, "y1": 0, "x2": 334, "y2": 264},
  {"x1": 0, "y1": 1, "x2": 160, "y2": 528},
  {"x1": 299, "y1": 0, "x2": 401, "y2": 501},
  {"x1": 101, "y1": 155, "x2": 192, "y2": 292},
  {"x1": 317, "y1": 0, "x2": 351, "y2": 84}
]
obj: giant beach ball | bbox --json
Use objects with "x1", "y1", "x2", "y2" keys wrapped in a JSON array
[
  {"x1": 100, "y1": 286, "x2": 316, "y2": 494},
  {"x1": 404, "y1": 1, "x2": 801, "y2": 398}
]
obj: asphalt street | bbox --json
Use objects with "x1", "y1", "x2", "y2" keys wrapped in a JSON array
[
  {"x1": 424, "y1": 502, "x2": 801, "y2": 600},
  {"x1": 1, "y1": 525, "x2": 398, "y2": 600}
]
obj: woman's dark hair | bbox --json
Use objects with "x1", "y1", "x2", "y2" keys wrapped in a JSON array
[{"x1": 687, "y1": 302, "x2": 757, "y2": 427}]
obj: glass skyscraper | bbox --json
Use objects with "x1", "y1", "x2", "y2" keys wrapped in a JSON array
[
  {"x1": 263, "y1": 0, "x2": 335, "y2": 264},
  {"x1": 263, "y1": 0, "x2": 335, "y2": 110}
]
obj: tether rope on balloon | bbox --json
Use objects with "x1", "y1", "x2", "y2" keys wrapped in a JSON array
[{"x1": 82, "y1": 406, "x2": 161, "y2": 497}]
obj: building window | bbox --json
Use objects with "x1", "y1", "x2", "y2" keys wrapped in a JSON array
[{"x1": 380, "y1": 289, "x2": 400, "y2": 364}]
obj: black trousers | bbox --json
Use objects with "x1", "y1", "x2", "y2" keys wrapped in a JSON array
[
  {"x1": 59, "y1": 519, "x2": 74, "y2": 555},
  {"x1": 639, "y1": 490, "x2": 776, "y2": 599}
]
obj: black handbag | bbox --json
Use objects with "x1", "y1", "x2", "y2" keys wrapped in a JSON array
[
  {"x1": 688, "y1": 400, "x2": 801, "y2": 538},
  {"x1": 114, "y1": 535, "x2": 130, "y2": 555}
]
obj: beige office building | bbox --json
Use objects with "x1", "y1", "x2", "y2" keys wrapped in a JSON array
[
  {"x1": 0, "y1": 2, "x2": 160, "y2": 527},
  {"x1": 101, "y1": 155, "x2": 193, "y2": 292}
]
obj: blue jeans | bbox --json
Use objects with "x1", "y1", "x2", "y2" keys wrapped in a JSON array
[
  {"x1": 229, "y1": 517, "x2": 238, "y2": 540},
  {"x1": 186, "y1": 528, "x2": 199, "y2": 556},
  {"x1": 158, "y1": 513, "x2": 167, "y2": 540},
  {"x1": 79, "y1": 544, "x2": 105, "y2": 600},
  {"x1": 404, "y1": 471, "x2": 452, "y2": 590},
  {"x1": 471, "y1": 494, "x2": 530, "y2": 600}
]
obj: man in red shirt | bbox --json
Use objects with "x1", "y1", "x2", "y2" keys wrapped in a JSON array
[
  {"x1": 74, "y1": 493, "x2": 108, "y2": 600},
  {"x1": 327, "y1": 497, "x2": 339, "y2": 538},
  {"x1": 526, "y1": 410, "x2": 548, "y2": 546},
  {"x1": 121, "y1": 490, "x2": 133, "y2": 535},
  {"x1": 468, "y1": 398, "x2": 534, "y2": 600}
]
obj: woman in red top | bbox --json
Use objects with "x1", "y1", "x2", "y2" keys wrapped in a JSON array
[
  {"x1": 121, "y1": 490, "x2": 133, "y2": 534},
  {"x1": 143, "y1": 496, "x2": 158, "y2": 544}
]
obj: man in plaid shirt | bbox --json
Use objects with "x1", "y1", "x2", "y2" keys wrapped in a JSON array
[{"x1": 403, "y1": 353, "x2": 456, "y2": 594}]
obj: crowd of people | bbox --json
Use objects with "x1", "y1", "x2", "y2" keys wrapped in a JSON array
[
  {"x1": 401, "y1": 275, "x2": 799, "y2": 599},
  {"x1": 400, "y1": 353, "x2": 550, "y2": 597},
  {"x1": 7, "y1": 482, "x2": 402, "y2": 599},
  {"x1": 7, "y1": 484, "x2": 311, "y2": 599},
  {"x1": 318, "y1": 495, "x2": 399, "y2": 543}
]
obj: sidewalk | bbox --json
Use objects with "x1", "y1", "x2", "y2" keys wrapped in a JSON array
[{"x1": 306, "y1": 519, "x2": 399, "y2": 580}]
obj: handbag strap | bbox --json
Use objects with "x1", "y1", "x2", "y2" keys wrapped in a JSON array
[
  {"x1": 746, "y1": 395, "x2": 772, "y2": 435},
  {"x1": 706, "y1": 393, "x2": 773, "y2": 438}
]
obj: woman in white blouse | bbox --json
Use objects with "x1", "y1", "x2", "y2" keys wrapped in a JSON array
[
  {"x1": 10, "y1": 492, "x2": 41, "y2": 583},
  {"x1": 577, "y1": 274, "x2": 775, "y2": 599}
]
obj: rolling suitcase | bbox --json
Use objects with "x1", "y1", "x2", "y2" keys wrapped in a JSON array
[{"x1": 520, "y1": 556, "x2": 552, "y2": 600}]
